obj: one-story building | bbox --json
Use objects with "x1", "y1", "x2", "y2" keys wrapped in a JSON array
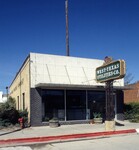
[{"x1": 10, "y1": 53, "x2": 125, "y2": 126}]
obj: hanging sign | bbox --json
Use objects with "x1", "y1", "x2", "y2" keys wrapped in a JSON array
[{"x1": 96, "y1": 60, "x2": 126, "y2": 83}]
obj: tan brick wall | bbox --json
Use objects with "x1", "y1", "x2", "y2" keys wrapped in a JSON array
[{"x1": 10, "y1": 57, "x2": 30, "y2": 122}]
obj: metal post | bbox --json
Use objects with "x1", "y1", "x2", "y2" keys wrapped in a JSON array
[
  {"x1": 114, "y1": 93, "x2": 117, "y2": 120},
  {"x1": 64, "y1": 90, "x2": 67, "y2": 121},
  {"x1": 65, "y1": 0, "x2": 70, "y2": 56},
  {"x1": 86, "y1": 90, "x2": 88, "y2": 120},
  {"x1": 105, "y1": 80, "x2": 115, "y2": 131},
  {"x1": 105, "y1": 80, "x2": 114, "y2": 121}
]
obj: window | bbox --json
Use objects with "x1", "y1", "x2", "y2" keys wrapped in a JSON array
[
  {"x1": 42, "y1": 90, "x2": 64, "y2": 121},
  {"x1": 22, "y1": 93, "x2": 25, "y2": 110},
  {"x1": 66, "y1": 90, "x2": 86, "y2": 120},
  {"x1": 88, "y1": 91, "x2": 105, "y2": 119},
  {"x1": 17, "y1": 96, "x2": 19, "y2": 110}
]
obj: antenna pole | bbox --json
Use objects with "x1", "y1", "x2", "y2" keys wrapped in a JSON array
[{"x1": 65, "y1": 0, "x2": 70, "y2": 56}]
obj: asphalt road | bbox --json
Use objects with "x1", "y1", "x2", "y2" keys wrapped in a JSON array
[{"x1": 0, "y1": 134, "x2": 139, "y2": 150}]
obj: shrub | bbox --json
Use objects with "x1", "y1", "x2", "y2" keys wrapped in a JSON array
[
  {"x1": 93, "y1": 112, "x2": 102, "y2": 118},
  {"x1": 0, "y1": 97, "x2": 19, "y2": 126},
  {"x1": 18, "y1": 109, "x2": 28, "y2": 125},
  {"x1": 0, "y1": 118, "x2": 11, "y2": 127},
  {"x1": 124, "y1": 102, "x2": 139, "y2": 122},
  {"x1": 0, "y1": 97, "x2": 29, "y2": 127}
]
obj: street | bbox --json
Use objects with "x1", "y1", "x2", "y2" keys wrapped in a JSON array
[{"x1": 0, "y1": 134, "x2": 139, "y2": 150}]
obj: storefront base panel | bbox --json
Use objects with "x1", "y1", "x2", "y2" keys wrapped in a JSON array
[{"x1": 42, "y1": 120, "x2": 91, "y2": 126}]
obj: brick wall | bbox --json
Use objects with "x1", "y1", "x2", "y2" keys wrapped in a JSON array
[
  {"x1": 30, "y1": 88, "x2": 42, "y2": 126},
  {"x1": 124, "y1": 82, "x2": 139, "y2": 103}
]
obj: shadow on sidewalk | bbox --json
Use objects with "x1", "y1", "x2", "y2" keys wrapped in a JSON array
[
  {"x1": 0, "y1": 128, "x2": 21, "y2": 136},
  {"x1": 115, "y1": 121, "x2": 125, "y2": 126}
]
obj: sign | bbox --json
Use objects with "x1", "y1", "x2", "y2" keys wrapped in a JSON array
[{"x1": 96, "y1": 60, "x2": 126, "y2": 83}]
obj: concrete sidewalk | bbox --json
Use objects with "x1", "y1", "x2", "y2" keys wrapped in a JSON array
[{"x1": 0, "y1": 121, "x2": 138, "y2": 147}]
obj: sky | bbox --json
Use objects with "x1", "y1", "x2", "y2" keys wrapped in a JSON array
[{"x1": 0, "y1": 0, "x2": 139, "y2": 93}]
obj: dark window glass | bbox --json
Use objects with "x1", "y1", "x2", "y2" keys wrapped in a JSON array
[
  {"x1": 42, "y1": 90, "x2": 64, "y2": 121},
  {"x1": 88, "y1": 91, "x2": 105, "y2": 119},
  {"x1": 23, "y1": 93, "x2": 25, "y2": 110},
  {"x1": 17, "y1": 96, "x2": 19, "y2": 110},
  {"x1": 66, "y1": 90, "x2": 86, "y2": 120}
]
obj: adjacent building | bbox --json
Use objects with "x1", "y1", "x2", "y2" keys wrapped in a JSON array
[
  {"x1": 9, "y1": 53, "x2": 125, "y2": 126},
  {"x1": 0, "y1": 91, "x2": 7, "y2": 103},
  {"x1": 124, "y1": 81, "x2": 139, "y2": 103}
]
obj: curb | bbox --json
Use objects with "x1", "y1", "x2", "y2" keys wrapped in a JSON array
[{"x1": 0, "y1": 129, "x2": 136, "y2": 146}]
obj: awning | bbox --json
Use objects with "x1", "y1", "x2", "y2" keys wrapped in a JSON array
[{"x1": 35, "y1": 83, "x2": 127, "y2": 90}]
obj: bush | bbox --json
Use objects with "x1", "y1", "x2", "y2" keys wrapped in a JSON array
[
  {"x1": 0, "y1": 97, "x2": 29, "y2": 127},
  {"x1": 0, "y1": 97, "x2": 19, "y2": 126},
  {"x1": 124, "y1": 102, "x2": 139, "y2": 122},
  {"x1": 0, "y1": 118, "x2": 11, "y2": 127},
  {"x1": 18, "y1": 109, "x2": 28, "y2": 125},
  {"x1": 3, "y1": 108, "x2": 19, "y2": 124}
]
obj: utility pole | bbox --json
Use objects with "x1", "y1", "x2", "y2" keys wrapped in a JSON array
[{"x1": 65, "y1": 0, "x2": 70, "y2": 56}]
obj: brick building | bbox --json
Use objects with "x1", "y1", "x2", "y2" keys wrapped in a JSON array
[{"x1": 124, "y1": 81, "x2": 139, "y2": 103}]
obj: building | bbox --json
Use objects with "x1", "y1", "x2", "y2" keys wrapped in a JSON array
[
  {"x1": 124, "y1": 81, "x2": 139, "y2": 103},
  {"x1": 10, "y1": 53, "x2": 125, "y2": 126},
  {"x1": 0, "y1": 91, "x2": 7, "y2": 103}
]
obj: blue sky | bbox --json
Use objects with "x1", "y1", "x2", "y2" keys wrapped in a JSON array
[{"x1": 0, "y1": 0, "x2": 139, "y2": 92}]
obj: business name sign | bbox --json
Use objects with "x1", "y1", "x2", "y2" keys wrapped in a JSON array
[{"x1": 96, "y1": 60, "x2": 126, "y2": 83}]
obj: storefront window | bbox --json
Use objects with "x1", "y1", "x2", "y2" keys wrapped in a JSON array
[
  {"x1": 41, "y1": 89, "x2": 106, "y2": 122},
  {"x1": 88, "y1": 91, "x2": 105, "y2": 119},
  {"x1": 66, "y1": 90, "x2": 86, "y2": 120},
  {"x1": 42, "y1": 90, "x2": 64, "y2": 121}
]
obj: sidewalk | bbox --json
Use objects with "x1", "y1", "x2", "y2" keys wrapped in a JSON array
[{"x1": 0, "y1": 121, "x2": 138, "y2": 147}]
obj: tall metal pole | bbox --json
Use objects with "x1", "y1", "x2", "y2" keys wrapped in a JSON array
[
  {"x1": 65, "y1": 0, "x2": 70, "y2": 56},
  {"x1": 6, "y1": 86, "x2": 8, "y2": 100}
]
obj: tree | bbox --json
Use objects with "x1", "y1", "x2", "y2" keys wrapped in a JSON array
[{"x1": 124, "y1": 72, "x2": 134, "y2": 85}]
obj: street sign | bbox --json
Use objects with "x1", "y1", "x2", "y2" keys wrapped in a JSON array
[{"x1": 96, "y1": 60, "x2": 126, "y2": 83}]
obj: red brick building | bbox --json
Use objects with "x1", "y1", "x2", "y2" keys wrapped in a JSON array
[{"x1": 124, "y1": 81, "x2": 139, "y2": 103}]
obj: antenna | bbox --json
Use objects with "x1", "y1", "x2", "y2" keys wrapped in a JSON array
[{"x1": 65, "y1": 0, "x2": 70, "y2": 56}]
